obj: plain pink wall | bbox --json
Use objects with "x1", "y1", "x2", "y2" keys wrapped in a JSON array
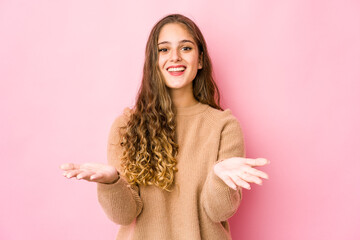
[{"x1": 1, "y1": 0, "x2": 359, "y2": 239}]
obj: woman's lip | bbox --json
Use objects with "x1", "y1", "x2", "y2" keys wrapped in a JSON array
[
  {"x1": 167, "y1": 64, "x2": 186, "y2": 76},
  {"x1": 168, "y1": 71, "x2": 185, "y2": 76}
]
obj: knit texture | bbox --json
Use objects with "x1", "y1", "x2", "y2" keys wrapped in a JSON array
[{"x1": 97, "y1": 102, "x2": 245, "y2": 240}]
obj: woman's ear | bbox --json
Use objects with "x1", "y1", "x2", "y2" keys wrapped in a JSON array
[{"x1": 198, "y1": 52, "x2": 203, "y2": 69}]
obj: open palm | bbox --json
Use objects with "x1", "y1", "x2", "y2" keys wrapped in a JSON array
[
  {"x1": 60, "y1": 162, "x2": 119, "y2": 184},
  {"x1": 214, "y1": 157, "x2": 270, "y2": 190}
]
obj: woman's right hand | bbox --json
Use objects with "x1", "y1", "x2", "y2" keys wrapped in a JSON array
[{"x1": 60, "y1": 163, "x2": 119, "y2": 184}]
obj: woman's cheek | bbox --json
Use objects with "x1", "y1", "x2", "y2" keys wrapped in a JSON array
[{"x1": 158, "y1": 56, "x2": 166, "y2": 69}]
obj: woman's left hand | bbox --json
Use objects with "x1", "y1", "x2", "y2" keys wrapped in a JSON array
[{"x1": 214, "y1": 157, "x2": 270, "y2": 190}]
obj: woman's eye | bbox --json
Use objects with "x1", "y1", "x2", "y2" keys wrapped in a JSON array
[
  {"x1": 159, "y1": 48, "x2": 168, "y2": 52},
  {"x1": 182, "y1": 47, "x2": 192, "y2": 51}
]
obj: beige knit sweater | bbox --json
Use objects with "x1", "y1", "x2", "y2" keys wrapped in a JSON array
[{"x1": 97, "y1": 102, "x2": 245, "y2": 240}]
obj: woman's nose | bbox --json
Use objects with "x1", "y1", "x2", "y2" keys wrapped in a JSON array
[{"x1": 170, "y1": 49, "x2": 181, "y2": 62}]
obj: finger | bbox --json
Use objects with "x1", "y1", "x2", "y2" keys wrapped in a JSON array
[
  {"x1": 243, "y1": 166, "x2": 269, "y2": 179},
  {"x1": 64, "y1": 170, "x2": 82, "y2": 178},
  {"x1": 60, "y1": 163, "x2": 80, "y2": 171},
  {"x1": 218, "y1": 175, "x2": 237, "y2": 190},
  {"x1": 89, "y1": 173, "x2": 103, "y2": 181},
  {"x1": 244, "y1": 158, "x2": 269, "y2": 167},
  {"x1": 229, "y1": 174, "x2": 251, "y2": 190},
  {"x1": 77, "y1": 171, "x2": 95, "y2": 180},
  {"x1": 238, "y1": 172, "x2": 263, "y2": 185}
]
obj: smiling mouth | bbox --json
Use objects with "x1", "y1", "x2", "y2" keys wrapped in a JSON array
[{"x1": 167, "y1": 67, "x2": 186, "y2": 72}]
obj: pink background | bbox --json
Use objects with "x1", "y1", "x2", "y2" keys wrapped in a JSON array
[{"x1": 1, "y1": 0, "x2": 359, "y2": 239}]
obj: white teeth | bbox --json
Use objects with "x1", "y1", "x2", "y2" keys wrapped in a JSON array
[{"x1": 168, "y1": 67, "x2": 185, "y2": 72}]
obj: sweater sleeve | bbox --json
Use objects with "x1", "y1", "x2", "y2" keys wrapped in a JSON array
[
  {"x1": 201, "y1": 110, "x2": 245, "y2": 222},
  {"x1": 97, "y1": 113, "x2": 143, "y2": 225}
]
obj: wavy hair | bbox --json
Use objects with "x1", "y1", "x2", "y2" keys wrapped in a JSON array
[{"x1": 120, "y1": 14, "x2": 222, "y2": 191}]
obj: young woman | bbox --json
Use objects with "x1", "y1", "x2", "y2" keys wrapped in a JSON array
[{"x1": 61, "y1": 14, "x2": 270, "y2": 240}]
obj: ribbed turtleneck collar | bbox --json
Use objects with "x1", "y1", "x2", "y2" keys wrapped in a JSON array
[{"x1": 175, "y1": 101, "x2": 209, "y2": 116}]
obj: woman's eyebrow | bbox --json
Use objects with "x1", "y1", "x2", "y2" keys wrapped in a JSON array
[{"x1": 157, "y1": 39, "x2": 195, "y2": 45}]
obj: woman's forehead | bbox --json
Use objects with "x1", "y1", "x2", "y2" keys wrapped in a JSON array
[{"x1": 158, "y1": 23, "x2": 195, "y2": 44}]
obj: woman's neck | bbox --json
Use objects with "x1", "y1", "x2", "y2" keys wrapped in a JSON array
[{"x1": 169, "y1": 85, "x2": 198, "y2": 108}]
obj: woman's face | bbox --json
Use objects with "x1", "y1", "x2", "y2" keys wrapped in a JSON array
[{"x1": 157, "y1": 23, "x2": 202, "y2": 91}]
